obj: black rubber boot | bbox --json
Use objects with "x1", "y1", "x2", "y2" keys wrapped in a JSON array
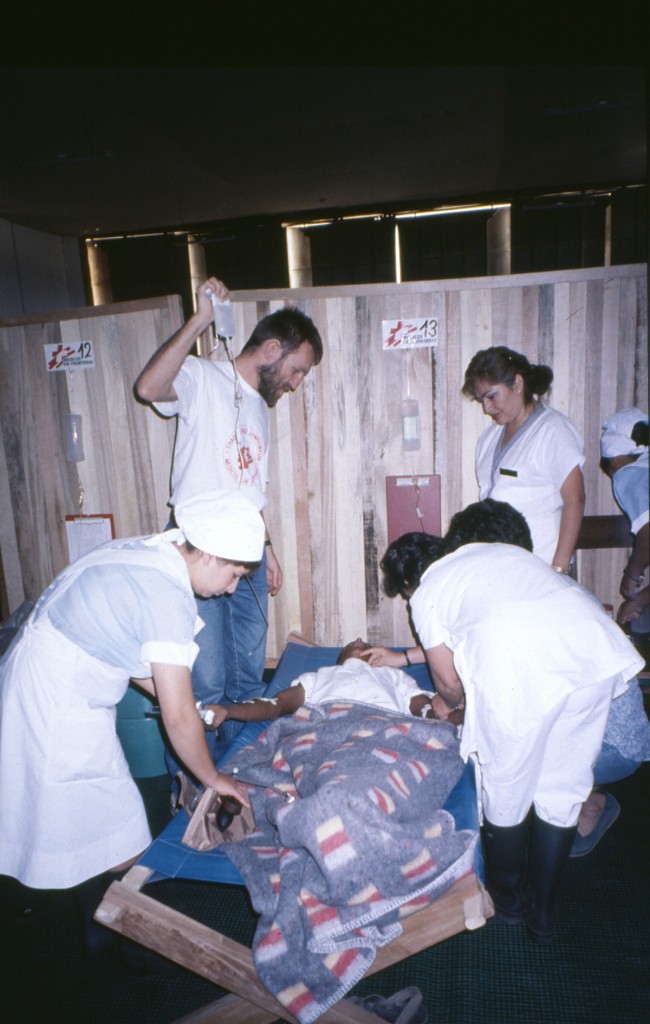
[
  {"x1": 76, "y1": 869, "x2": 178, "y2": 973},
  {"x1": 482, "y1": 813, "x2": 531, "y2": 924},
  {"x1": 525, "y1": 812, "x2": 577, "y2": 945},
  {"x1": 74, "y1": 871, "x2": 121, "y2": 956}
]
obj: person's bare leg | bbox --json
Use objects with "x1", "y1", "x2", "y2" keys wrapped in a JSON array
[{"x1": 575, "y1": 789, "x2": 606, "y2": 837}]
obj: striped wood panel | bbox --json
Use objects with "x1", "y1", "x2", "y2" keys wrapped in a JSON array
[
  {"x1": 0, "y1": 297, "x2": 181, "y2": 615},
  {"x1": 224, "y1": 264, "x2": 647, "y2": 657},
  {"x1": 1, "y1": 267, "x2": 646, "y2": 661}
]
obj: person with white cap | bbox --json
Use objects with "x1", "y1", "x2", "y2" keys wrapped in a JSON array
[
  {"x1": 0, "y1": 490, "x2": 263, "y2": 949},
  {"x1": 135, "y1": 276, "x2": 323, "y2": 761},
  {"x1": 566, "y1": 409, "x2": 650, "y2": 858},
  {"x1": 600, "y1": 407, "x2": 649, "y2": 631}
]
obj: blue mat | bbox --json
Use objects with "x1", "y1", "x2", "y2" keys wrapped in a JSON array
[{"x1": 138, "y1": 643, "x2": 484, "y2": 883}]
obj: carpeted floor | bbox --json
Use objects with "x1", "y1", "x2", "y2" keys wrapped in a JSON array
[{"x1": 2, "y1": 760, "x2": 649, "y2": 1024}]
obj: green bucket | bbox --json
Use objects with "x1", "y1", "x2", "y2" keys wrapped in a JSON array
[{"x1": 116, "y1": 685, "x2": 167, "y2": 778}]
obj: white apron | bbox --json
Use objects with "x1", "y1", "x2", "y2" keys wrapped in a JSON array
[{"x1": 0, "y1": 537, "x2": 190, "y2": 889}]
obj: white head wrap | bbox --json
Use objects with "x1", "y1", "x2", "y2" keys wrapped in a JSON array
[
  {"x1": 174, "y1": 490, "x2": 264, "y2": 562},
  {"x1": 600, "y1": 407, "x2": 649, "y2": 458}
]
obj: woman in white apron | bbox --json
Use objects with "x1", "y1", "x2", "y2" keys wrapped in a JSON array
[{"x1": 0, "y1": 489, "x2": 263, "y2": 895}]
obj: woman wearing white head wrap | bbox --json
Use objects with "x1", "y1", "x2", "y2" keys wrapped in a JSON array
[{"x1": 0, "y1": 490, "x2": 263, "y2": 949}]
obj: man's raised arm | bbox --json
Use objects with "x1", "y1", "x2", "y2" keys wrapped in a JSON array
[{"x1": 135, "y1": 277, "x2": 228, "y2": 403}]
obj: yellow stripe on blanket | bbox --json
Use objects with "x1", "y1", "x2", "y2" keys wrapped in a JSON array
[
  {"x1": 400, "y1": 848, "x2": 437, "y2": 882},
  {"x1": 348, "y1": 882, "x2": 382, "y2": 905},
  {"x1": 316, "y1": 815, "x2": 358, "y2": 869}
]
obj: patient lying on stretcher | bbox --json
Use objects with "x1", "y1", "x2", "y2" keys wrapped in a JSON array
[
  {"x1": 203, "y1": 637, "x2": 465, "y2": 730},
  {"x1": 208, "y1": 642, "x2": 476, "y2": 1024}
]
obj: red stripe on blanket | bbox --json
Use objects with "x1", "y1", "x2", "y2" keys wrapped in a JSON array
[
  {"x1": 369, "y1": 787, "x2": 395, "y2": 814},
  {"x1": 401, "y1": 849, "x2": 437, "y2": 880},
  {"x1": 256, "y1": 923, "x2": 288, "y2": 962},
  {"x1": 328, "y1": 946, "x2": 364, "y2": 981},
  {"x1": 371, "y1": 746, "x2": 400, "y2": 764},
  {"x1": 280, "y1": 983, "x2": 316, "y2": 1017},
  {"x1": 388, "y1": 769, "x2": 410, "y2": 797}
]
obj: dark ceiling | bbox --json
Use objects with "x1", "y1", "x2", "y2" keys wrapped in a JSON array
[{"x1": 0, "y1": 65, "x2": 645, "y2": 239}]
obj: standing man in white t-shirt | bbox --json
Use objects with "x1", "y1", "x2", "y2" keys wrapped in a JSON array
[{"x1": 136, "y1": 277, "x2": 323, "y2": 760}]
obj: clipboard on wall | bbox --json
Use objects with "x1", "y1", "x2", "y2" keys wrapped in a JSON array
[
  {"x1": 385, "y1": 475, "x2": 441, "y2": 545},
  {"x1": 65, "y1": 514, "x2": 115, "y2": 563}
]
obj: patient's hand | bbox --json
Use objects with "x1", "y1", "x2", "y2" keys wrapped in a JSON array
[
  {"x1": 430, "y1": 693, "x2": 465, "y2": 725},
  {"x1": 202, "y1": 704, "x2": 229, "y2": 730}
]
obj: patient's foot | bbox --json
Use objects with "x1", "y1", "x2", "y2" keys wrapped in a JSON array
[{"x1": 576, "y1": 790, "x2": 606, "y2": 837}]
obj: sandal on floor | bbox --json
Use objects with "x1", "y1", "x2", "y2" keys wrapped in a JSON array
[
  {"x1": 570, "y1": 793, "x2": 620, "y2": 858},
  {"x1": 348, "y1": 986, "x2": 428, "y2": 1024}
]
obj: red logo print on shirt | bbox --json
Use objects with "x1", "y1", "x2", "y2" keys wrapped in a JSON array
[
  {"x1": 238, "y1": 446, "x2": 254, "y2": 471},
  {"x1": 224, "y1": 426, "x2": 264, "y2": 485}
]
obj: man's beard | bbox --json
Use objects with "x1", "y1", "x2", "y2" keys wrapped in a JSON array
[{"x1": 258, "y1": 359, "x2": 290, "y2": 408}]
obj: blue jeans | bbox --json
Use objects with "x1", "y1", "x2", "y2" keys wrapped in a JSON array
[
  {"x1": 593, "y1": 742, "x2": 640, "y2": 786},
  {"x1": 166, "y1": 548, "x2": 269, "y2": 775}
]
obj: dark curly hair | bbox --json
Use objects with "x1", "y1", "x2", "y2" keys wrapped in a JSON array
[
  {"x1": 380, "y1": 532, "x2": 446, "y2": 598},
  {"x1": 444, "y1": 499, "x2": 533, "y2": 554},
  {"x1": 380, "y1": 501, "x2": 533, "y2": 602},
  {"x1": 461, "y1": 346, "x2": 553, "y2": 405}
]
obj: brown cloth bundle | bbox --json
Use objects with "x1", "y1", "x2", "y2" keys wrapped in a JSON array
[{"x1": 176, "y1": 773, "x2": 257, "y2": 851}]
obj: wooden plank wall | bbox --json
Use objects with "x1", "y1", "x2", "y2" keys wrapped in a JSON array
[
  {"x1": 1, "y1": 266, "x2": 646, "y2": 663},
  {"x1": 224, "y1": 264, "x2": 647, "y2": 658},
  {"x1": 0, "y1": 296, "x2": 181, "y2": 617}
]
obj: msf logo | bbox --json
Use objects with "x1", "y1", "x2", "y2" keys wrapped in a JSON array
[
  {"x1": 224, "y1": 427, "x2": 263, "y2": 485},
  {"x1": 48, "y1": 344, "x2": 77, "y2": 369},
  {"x1": 238, "y1": 446, "x2": 254, "y2": 472}
]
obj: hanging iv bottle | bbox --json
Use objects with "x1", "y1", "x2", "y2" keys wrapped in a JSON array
[{"x1": 401, "y1": 398, "x2": 420, "y2": 451}]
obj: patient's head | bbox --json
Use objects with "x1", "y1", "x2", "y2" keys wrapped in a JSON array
[{"x1": 336, "y1": 638, "x2": 372, "y2": 666}]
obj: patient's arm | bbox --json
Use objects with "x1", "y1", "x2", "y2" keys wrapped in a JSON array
[
  {"x1": 424, "y1": 644, "x2": 465, "y2": 720},
  {"x1": 409, "y1": 693, "x2": 433, "y2": 718},
  {"x1": 204, "y1": 684, "x2": 306, "y2": 728},
  {"x1": 409, "y1": 691, "x2": 465, "y2": 726}
]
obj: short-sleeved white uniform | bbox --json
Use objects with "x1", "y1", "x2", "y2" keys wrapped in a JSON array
[
  {"x1": 293, "y1": 659, "x2": 431, "y2": 714},
  {"x1": 612, "y1": 451, "x2": 649, "y2": 536},
  {"x1": 154, "y1": 355, "x2": 270, "y2": 511},
  {"x1": 0, "y1": 534, "x2": 201, "y2": 888},
  {"x1": 475, "y1": 406, "x2": 585, "y2": 562},
  {"x1": 410, "y1": 543, "x2": 643, "y2": 827}
]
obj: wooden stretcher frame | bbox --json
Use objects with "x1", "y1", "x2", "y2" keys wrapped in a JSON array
[
  {"x1": 96, "y1": 863, "x2": 493, "y2": 1024},
  {"x1": 96, "y1": 635, "x2": 494, "y2": 1021}
]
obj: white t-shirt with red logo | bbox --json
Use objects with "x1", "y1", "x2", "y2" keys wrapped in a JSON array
[{"x1": 154, "y1": 355, "x2": 269, "y2": 512}]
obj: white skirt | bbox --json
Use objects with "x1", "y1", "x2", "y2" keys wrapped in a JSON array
[{"x1": 0, "y1": 615, "x2": 152, "y2": 888}]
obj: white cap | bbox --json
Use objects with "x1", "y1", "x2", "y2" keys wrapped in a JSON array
[
  {"x1": 174, "y1": 490, "x2": 264, "y2": 562},
  {"x1": 600, "y1": 407, "x2": 648, "y2": 458}
]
